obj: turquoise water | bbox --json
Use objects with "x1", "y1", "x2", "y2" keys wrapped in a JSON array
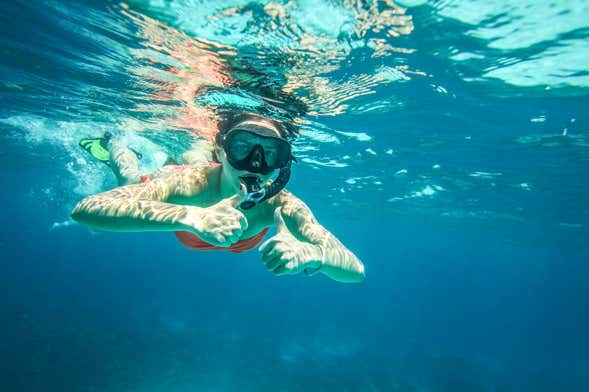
[{"x1": 1, "y1": 1, "x2": 588, "y2": 391}]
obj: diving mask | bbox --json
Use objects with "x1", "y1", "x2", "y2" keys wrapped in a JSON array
[{"x1": 216, "y1": 125, "x2": 292, "y2": 175}]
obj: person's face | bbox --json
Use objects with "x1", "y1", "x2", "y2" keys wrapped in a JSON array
[{"x1": 216, "y1": 142, "x2": 278, "y2": 192}]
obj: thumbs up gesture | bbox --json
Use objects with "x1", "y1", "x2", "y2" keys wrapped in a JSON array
[
  {"x1": 259, "y1": 207, "x2": 323, "y2": 276},
  {"x1": 181, "y1": 194, "x2": 248, "y2": 247}
]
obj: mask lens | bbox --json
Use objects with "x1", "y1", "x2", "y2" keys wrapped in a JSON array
[
  {"x1": 226, "y1": 135, "x2": 253, "y2": 161},
  {"x1": 225, "y1": 130, "x2": 290, "y2": 169}
]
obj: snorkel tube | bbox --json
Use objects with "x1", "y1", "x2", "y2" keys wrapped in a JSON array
[{"x1": 239, "y1": 161, "x2": 292, "y2": 210}]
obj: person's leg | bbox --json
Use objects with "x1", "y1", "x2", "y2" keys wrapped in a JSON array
[
  {"x1": 107, "y1": 135, "x2": 214, "y2": 185},
  {"x1": 108, "y1": 137, "x2": 141, "y2": 185},
  {"x1": 180, "y1": 138, "x2": 214, "y2": 166}
]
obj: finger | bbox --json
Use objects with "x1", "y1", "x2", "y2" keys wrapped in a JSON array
[
  {"x1": 226, "y1": 224, "x2": 243, "y2": 237},
  {"x1": 273, "y1": 264, "x2": 289, "y2": 276},
  {"x1": 273, "y1": 207, "x2": 289, "y2": 233},
  {"x1": 227, "y1": 226, "x2": 243, "y2": 244},
  {"x1": 226, "y1": 193, "x2": 244, "y2": 209},
  {"x1": 215, "y1": 233, "x2": 233, "y2": 247},
  {"x1": 224, "y1": 206, "x2": 248, "y2": 232},
  {"x1": 261, "y1": 238, "x2": 287, "y2": 257},
  {"x1": 284, "y1": 260, "x2": 298, "y2": 272},
  {"x1": 263, "y1": 255, "x2": 282, "y2": 270},
  {"x1": 259, "y1": 236, "x2": 278, "y2": 253},
  {"x1": 261, "y1": 241, "x2": 282, "y2": 260},
  {"x1": 210, "y1": 233, "x2": 225, "y2": 247},
  {"x1": 237, "y1": 212, "x2": 248, "y2": 231},
  {"x1": 226, "y1": 232, "x2": 239, "y2": 245}
]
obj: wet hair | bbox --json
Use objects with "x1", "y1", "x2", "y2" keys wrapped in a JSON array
[{"x1": 217, "y1": 112, "x2": 299, "y2": 142}]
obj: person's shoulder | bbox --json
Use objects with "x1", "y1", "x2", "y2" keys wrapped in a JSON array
[
  {"x1": 150, "y1": 164, "x2": 218, "y2": 194},
  {"x1": 267, "y1": 188, "x2": 294, "y2": 205},
  {"x1": 267, "y1": 189, "x2": 309, "y2": 210},
  {"x1": 252, "y1": 190, "x2": 292, "y2": 226},
  {"x1": 265, "y1": 189, "x2": 317, "y2": 223},
  {"x1": 152, "y1": 164, "x2": 216, "y2": 178}
]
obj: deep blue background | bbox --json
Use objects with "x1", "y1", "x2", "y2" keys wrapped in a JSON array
[{"x1": 1, "y1": 1, "x2": 589, "y2": 391}]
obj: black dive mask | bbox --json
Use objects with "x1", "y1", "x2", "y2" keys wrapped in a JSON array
[
  {"x1": 217, "y1": 128, "x2": 292, "y2": 175},
  {"x1": 230, "y1": 143, "x2": 272, "y2": 175}
]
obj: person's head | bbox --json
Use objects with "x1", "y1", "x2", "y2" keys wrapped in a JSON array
[
  {"x1": 213, "y1": 112, "x2": 297, "y2": 209},
  {"x1": 214, "y1": 112, "x2": 297, "y2": 193}
]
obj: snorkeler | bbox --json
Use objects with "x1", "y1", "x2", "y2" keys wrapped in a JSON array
[{"x1": 72, "y1": 113, "x2": 365, "y2": 283}]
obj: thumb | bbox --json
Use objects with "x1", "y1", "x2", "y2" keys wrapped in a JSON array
[
  {"x1": 225, "y1": 193, "x2": 243, "y2": 209},
  {"x1": 273, "y1": 207, "x2": 289, "y2": 233}
]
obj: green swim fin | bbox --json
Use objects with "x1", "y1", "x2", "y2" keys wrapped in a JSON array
[
  {"x1": 79, "y1": 134, "x2": 112, "y2": 166},
  {"x1": 79, "y1": 133, "x2": 143, "y2": 166}
]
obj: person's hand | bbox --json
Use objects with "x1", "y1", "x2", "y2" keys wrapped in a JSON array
[
  {"x1": 180, "y1": 195, "x2": 248, "y2": 247},
  {"x1": 259, "y1": 207, "x2": 323, "y2": 275}
]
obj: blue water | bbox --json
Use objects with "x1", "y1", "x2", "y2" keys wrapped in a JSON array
[{"x1": 1, "y1": 1, "x2": 589, "y2": 391}]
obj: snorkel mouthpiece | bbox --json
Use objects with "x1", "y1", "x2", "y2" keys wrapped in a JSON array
[
  {"x1": 238, "y1": 162, "x2": 292, "y2": 210},
  {"x1": 239, "y1": 175, "x2": 266, "y2": 210}
]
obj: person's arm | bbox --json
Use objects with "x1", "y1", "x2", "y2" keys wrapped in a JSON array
[
  {"x1": 267, "y1": 191, "x2": 365, "y2": 283},
  {"x1": 71, "y1": 166, "x2": 208, "y2": 232}
]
